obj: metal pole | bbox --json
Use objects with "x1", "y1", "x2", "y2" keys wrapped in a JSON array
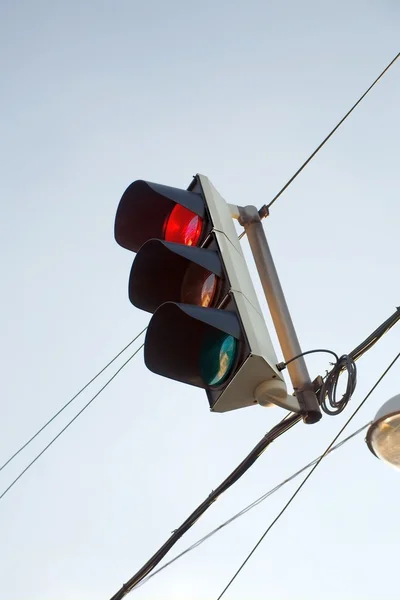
[{"x1": 239, "y1": 205, "x2": 321, "y2": 423}]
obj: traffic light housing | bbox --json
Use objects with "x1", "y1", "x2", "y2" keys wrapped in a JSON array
[{"x1": 114, "y1": 174, "x2": 291, "y2": 413}]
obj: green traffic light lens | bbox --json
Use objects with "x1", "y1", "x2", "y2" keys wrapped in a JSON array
[{"x1": 200, "y1": 332, "x2": 237, "y2": 387}]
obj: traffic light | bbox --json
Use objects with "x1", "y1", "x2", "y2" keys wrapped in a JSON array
[{"x1": 114, "y1": 174, "x2": 292, "y2": 413}]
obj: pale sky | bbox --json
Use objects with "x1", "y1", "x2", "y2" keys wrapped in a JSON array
[{"x1": 1, "y1": 1, "x2": 399, "y2": 599}]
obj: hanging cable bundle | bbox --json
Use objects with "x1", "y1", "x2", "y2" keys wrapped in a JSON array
[{"x1": 319, "y1": 354, "x2": 357, "y2": 415}]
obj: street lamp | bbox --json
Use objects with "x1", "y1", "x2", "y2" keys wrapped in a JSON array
[{"x1": 366, "y1": 394, "x2": 400, "y2": 470}]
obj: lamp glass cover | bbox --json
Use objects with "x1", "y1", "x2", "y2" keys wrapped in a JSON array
[{"x1": 369, "y1": 413, "x2": 400, "y2": 470}]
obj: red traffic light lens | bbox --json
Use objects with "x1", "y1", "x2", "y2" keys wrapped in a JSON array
[
  {"x1": 181, "y1": 263, "x2": 219, "y2": 307},
  {"x1": 164, "y1": 205, "x2": 203, "y2": 247}
]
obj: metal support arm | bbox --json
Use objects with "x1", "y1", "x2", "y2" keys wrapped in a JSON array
[{"x1": 239, "y1": 205, "x2": 321, "y2": 424}]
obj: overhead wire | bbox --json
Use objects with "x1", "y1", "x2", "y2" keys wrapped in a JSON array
[
  {"x1": 107, "y1": 49, "x2": 397, "y2": 598},
  {"x1": 133, "y1": 421, "x2": 371, "y2": 591},
  {"x1": 108, "y1": 413, "x2": 302, "y2": 600},
  {"x1": 0, "y1": 343, "x2": 144, "y2": 502},
  {"x1": 237, "y1": 50, "x2": 399, "y2": 242},
  {"x1": 315, "y1": 308, "x2": 400, "y2": 415},
  {"x1": 215, "y1": 350, "x2": 400, "y2": 600},
  {"x1": 109, "y1": 306, "x2": 399, "y2": 598},
  {"x1": 4, "y1": 49, "x2": 395, "y2": 478},
  {"x1": 348, "y1": 307, "x2": 400, "y2": 363},
  {"x1": 278, "y1": 307, "x2": 400, "y2": 416},
  {"x1": 0, "y1": 327, "x2": 147, "y2": 474},
  {"x1": 263, "y1": 51, "x2": 399, "y2": 213},
  {"x1": 3, "y1": 44, "x2": 396, "y2": 579},
  {"x1": 7, "y1": 46, "x2": 395, "y2": 485}
]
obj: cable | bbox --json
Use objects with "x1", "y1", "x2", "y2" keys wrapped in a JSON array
[
  {"x1": 263, "y1": 52, "x2": 399, "y2": 213},
  {"x1": 109, "y1": 307, "x2": 399, "y2": 598},
  {"x1": 278, "y1": 308, "x2": 400, "y2": 371},
  {"x1": 316, "y1": 308, "x2": 400, "y2": 414},
  {"x1": 279, "y1": 349, "x2": 356, "y2": 416},
  {"x1": 237, "y1": 51, "x2": 399, "y2": 241},
  {"x1": 108, "y1": 413, "x2": 301, "y2": 600},
  {"x1": 215, "y1": 350, "x2": 400, "y2": 600},
  {"x1": 0, "y1": 343, "x2": 144, "y2": 502},
  {"x1": 134, "y1": 421, "x2": 370, "y2": 591},
  {"x1": 279, "y1": 348, "x2": 339, "y2": 366},
  {"x1": 0, "y1": 327, "x2": 147, "y2": 474},
  {"x1": 134, "y1": 306, "x2": 399, "y2": 587},
  {"x1": 278, "y1": 308, "x2": 400, "y2": 416},
  {"x1": 348, "y1": 306, "x2": 400, "y2": 363},
  {"x1": 319, "y1": 354, "x2": 357, "y2": 415}
]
